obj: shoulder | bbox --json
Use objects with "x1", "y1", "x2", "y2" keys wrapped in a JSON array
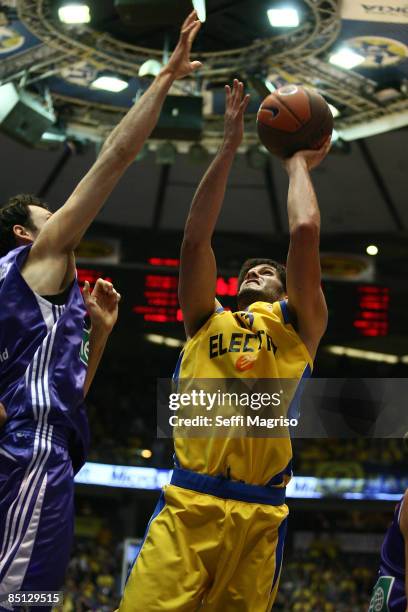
[
  {"x1": 0, "y1": 246, "x2": 30, "y2": 281},
  {"x1": 398, "y1": 489, "x2": 408, "y2": 539}
]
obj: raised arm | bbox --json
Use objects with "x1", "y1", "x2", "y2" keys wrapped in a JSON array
[
  {"x1": 28, "y1": 11, "x2": 202, "y2": 263},
  {"x1": 284, "y1": 139, "x2": 331, "y2": 359},
  {"x1": 82, "y1": 279, "x2": 121, "y2": 397},
  {"x1": 179, "y1": 80, "x2": 250, "y2": 338}
]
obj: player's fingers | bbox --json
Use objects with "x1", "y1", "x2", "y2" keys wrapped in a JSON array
[
  {"x1": 187, "y1": 20, "x2": 201, "y2": 47},
  {"x1": 189, "y1": 60, "x2": 203, "y2": 73},
  {"x1": 181, "y1": 9, "x2": 198, "y2": 31},
  {"x1": 239, "y1": 93, "x2": 251, "y2": 114},
  {"x1": 225, "y1": 84, "x2": 231, "y2": 106},
  {"x1": 82, "y1": 280, "x2": 90, "y2": 299},
  {"x1": 181, "y1": 19, "x2": 200, "y2": 41}
]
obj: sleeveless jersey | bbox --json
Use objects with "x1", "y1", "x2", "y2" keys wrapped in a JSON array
[
  {"x1": 380, "y1": 498, "x2": 405, "y2": 582},
  {"x1": 173, "y1": 300, "x2": 313, "y2": 486},
  {"x1": 0, "y1": 245, "x2": 90, "y2": 473}
]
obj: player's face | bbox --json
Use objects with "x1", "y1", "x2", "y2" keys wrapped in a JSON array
[
  {"x1": 237, "y1": 264, "x2": 285, "y2": 308},
  {"x1": 27, "y1": 205, "x2": 53, "y2": 240}
]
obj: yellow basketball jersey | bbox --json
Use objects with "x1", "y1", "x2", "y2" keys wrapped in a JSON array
[{"x1": 174, "y1": 300, "x2": 313, "y2": 486}]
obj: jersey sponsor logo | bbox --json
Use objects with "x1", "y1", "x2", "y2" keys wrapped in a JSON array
[
  {"x1": 79, "y1": 326, "x2": 90, "y2": 367},
  {"x1": 209, "y1": 330, "x2": 277, "y2": 359},
  {"x1": 0, "y1": 348, "x2": 9, "y2": 363},
  {"x1": 369, "y1": 575, "x2": 395, "y2": 611},
  {"x1": 235, "y1": 354, "x2": 258, "y2": 371}
]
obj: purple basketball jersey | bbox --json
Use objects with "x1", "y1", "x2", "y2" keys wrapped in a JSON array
[
  {"x1": 0, "y1": 245, "x2": 90, "y2": 472},
  {"x1": 369, "y1": 497, "x2": 406, "y2": 612}
]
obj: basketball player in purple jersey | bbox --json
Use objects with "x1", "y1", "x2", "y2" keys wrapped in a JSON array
[
  {"x1": 369, "y1": 490, "x2": 408, "y2": 612},
  {"x1": 0, "y1": 10, "x2": 202, "y2": 607}
]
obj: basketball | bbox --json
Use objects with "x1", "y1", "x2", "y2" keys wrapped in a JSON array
[{"x1": 257, "y1": 85, "x2": 333, "y2": 158}]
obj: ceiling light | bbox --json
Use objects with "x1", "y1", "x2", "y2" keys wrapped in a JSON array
[
  {"x1": 366, "y1": 245, "x2": 378, "y2": 256},
  {"x1": 91, "y1": 76, "x2": 128, "y2": 93},
  {"x1": 325, "y1": 345, "x2": 399, "y2": 364},
  {"x1": 58, "y1": 3, "x2": 91, "y2": 24},
  {"x1": 41, "y1": 130, "x2": 66, "y2": 143},
  {"x1": 145, "y1": 334, "x2": 183, "y2": 348},
  {"x1": 337, "y1": 109, "x2": 408, "y2": 141},
  {"x1": 140, "y1": 449, "x2": 152, "y2": 459},
  {"x1": 192, "y1": 0, "x2": 206, "y2": 22},
  {"x1": 331, "y1": 129, "x2": 339, "y2": 143},
  {"x1": 267, "y1": 7, "x2": 300, "y2": 27},
  {"x1": 329, "y1": 47, "x2": 365, "y2": 70},
  {"x1": 328, "y1": 104, "x2": 340, "y2": 118},
  {"x1": 138, "y1": 59, "x2": 162, "y2": 78}
]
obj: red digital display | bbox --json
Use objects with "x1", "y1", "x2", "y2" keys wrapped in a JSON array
[
  {"x1": 77, "y1": 268, "x2": 113, "y2": 286},
  {"x1": 353, "y1": 285, "x2": 389, "y2": 337},
  {"x1": 133, "y1": 270, "x2": 239, "y2": 323}
]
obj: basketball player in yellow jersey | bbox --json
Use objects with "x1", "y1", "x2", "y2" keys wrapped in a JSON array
[{"x1": 119, "y1": 83, "x2": 331, "y2": 611}]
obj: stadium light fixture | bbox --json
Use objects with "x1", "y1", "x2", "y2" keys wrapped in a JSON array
[
  {"x1": 192, "y1": 0, "x2": 206, "y2": 22},
  {"x1": 331, "y1": 129, "x2": 339, "y2": 143},
  {"x1": 366, "y1": 245, "x2": 379, "y2": 256},
  {"x1": 138, "y1": 59, "x2": 163, "y2": 78},
  {"x1": 91, "y1": 75, "x2": 128, "y2": 93},
  {"x1": 145, "y1": 334, "x2": 183, "y2": 347},
  {"x1": 58, "y1": 3, "x2": 91, "y2": 24},
  {"x1": 328, "y1": 103, "x2": 340, "y2": 118},
  {"x1": 267, "y1": 7, "x2": 300, "y2": 28},
  {"x1": 329, "y1": 47, "x2": 365, "y2": 70},
  {"x1": 325, "y1": 345, "x2": 399, "y2": 364}
]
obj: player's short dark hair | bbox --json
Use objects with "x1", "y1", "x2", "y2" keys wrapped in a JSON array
[
  {"x1": 238, "y1": 258, "x2": 286, "y2": 292},
  {"x1": 0, "y1": 194, "x2": 49, "y2": 257}
]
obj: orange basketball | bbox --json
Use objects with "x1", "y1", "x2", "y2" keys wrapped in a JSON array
[{"x1": 257, "y1": 85, "x2": 333, "y2": 158}]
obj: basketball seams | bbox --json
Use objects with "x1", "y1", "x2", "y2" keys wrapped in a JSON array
[{"x1": 277, "y1": 91, "x2": 311, "y2": 128}]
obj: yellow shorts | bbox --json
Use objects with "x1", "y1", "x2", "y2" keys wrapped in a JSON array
[{"x1": 118, "y1": 468, "x2": 288, "y2": 612}]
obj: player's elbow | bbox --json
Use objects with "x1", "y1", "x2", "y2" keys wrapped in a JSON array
[
  {"x1": 181, "y1": 236, "x2": 211, "y2": 254},
  {"x1": 290, "y1": 220, "x2": 320, "y2": 246}
]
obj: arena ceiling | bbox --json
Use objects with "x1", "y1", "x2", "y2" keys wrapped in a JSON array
[{"x1": 0, "y1": 0, "x2": 407, "y2": 243}]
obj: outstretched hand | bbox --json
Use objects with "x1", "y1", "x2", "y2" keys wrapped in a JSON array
[
  {"x1": 223, "y1": 79, "x2": 250, "y2": 150},
  {"x1": 163, "y1": 10, "x2": 202, "y2": 80},
  {"x1": 286, "y1": 136, "x2": 332, "y2": 171},
  {"x1": 83, "y1": 279, "x2": 121, "y2": 334}
]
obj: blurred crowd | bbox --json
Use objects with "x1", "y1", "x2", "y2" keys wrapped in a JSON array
[
  {"x1": 59, "y1": 533, "x2": 379, "y2": 611},
  {"x1": 275, "y1": 546, "x2": 376, "y2": 611}
]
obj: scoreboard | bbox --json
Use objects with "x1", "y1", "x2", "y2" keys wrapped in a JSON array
[{"x1": 77, "y1": 258, "x2": 406, "y2": 341}]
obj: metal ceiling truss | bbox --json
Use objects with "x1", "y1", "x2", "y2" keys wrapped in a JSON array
[{"x1": 9, "y1": 0, "x2": 408, "y2": 143}]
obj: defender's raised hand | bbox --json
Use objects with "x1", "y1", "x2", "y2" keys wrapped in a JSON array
[
  {"x1": 83, "y1": 279, "x2": 121, "y2": 334},
  {"x1": 163, "y1": 10, "x2": 202, "y2": 80},
  {"x1": 223, "y1": 79, "x2": 250, "y2": 151}
]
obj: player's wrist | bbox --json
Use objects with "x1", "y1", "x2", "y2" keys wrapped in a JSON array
[
  {"x1": 220, "y1": 138, "x2": 240, "y2": 156},
  {"x1": 90, "y1": 321, "x2": 113, "y2": 337},
  {"x1": 284, "y1": 154, "x2": 308, "y2": 175}
]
